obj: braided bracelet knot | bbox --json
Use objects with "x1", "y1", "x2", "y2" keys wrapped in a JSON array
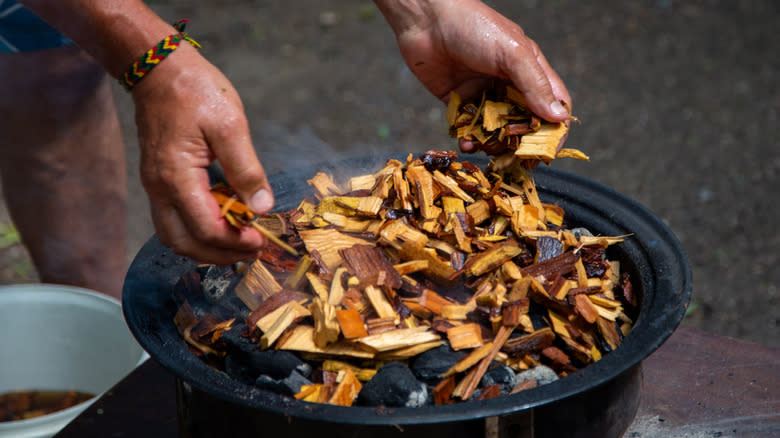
[{"x1": 120, "y1": 20, "x2": 200, "y2": 91}]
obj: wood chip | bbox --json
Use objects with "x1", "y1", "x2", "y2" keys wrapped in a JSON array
[
  {"x1": 446, "y1": 323, "x2": 484, "y2": 351},
  {"x1": 357, "y1": 327, "x2": 440, "y2": 352},
  {"x1": 328, "y1": 369, "x2": 362, "y2": 407},
  {"x1": 335, "y1": 309, "x2": 368, "y2": 339}
]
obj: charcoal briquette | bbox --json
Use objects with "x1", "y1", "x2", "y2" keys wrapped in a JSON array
[
  {"x1": 515, "y1": 365, "x2": 558, "y2": 387},
  {"x1": 255, "y1": 370, "x2": 312, "y2": 396},
  {"x1": 357, "y1": 362, "x2": 428, "y2": 408},
  {"x1": 247, "y1": 350, "x2": 312, "y2": 380},
  {"x1": 481, "y1": 364, "x2": 516, "y2": 393},
  {"x1": 220, "y1": 321, "x2": 256, "y2": 356},
  {"x1": 222, "y1": 327, "x2": 311, "y2": 380},
  {"x1": 410, "y1": 344, "x2": 466, "y2": 383}
]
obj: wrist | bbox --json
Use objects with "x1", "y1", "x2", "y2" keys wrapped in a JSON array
[
  {"x1": 96, "y1": 8, "x2": 178, "y2": 79},
  {"x1": 120, "y1": 20, "x2": 200, "y2": 92},
  {"x1": 128, "y1": 41, "x2": 201, "y2": 100}
]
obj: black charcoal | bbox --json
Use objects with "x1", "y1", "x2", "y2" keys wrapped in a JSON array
[
  {"x1": 357, "y1": 362, "x2": 428, "y2": 408},
  {"x1": 222, "y1": 326, "x2": 311, "y2": 380},
  {"x1": 410, "y1": 344, "x2": 466, "y2": 383},
  {"x1": 220, "y1": 321, "x2": 256, "y2": 355},
  {"x1": 255, "y1": 370, "x2": 311, "y2": 396},
  {"x1": 527, "y1": 301, "x2": 551, "y2": 331},
  {"x1": 247, "y1": 350, "x2": 312, "y2": 380},
  {"x1": 481, "y1": 364, "x2": 516, "y2": 393}
]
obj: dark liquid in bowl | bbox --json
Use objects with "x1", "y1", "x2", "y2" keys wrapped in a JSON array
[{"x1": 0, "y1": 390, "x2": 94, "y2": 422}]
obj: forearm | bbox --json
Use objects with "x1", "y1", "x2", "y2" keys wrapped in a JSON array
[
  {"x1": 17, "y1": 0, "x2": 175, "y2": 78},
  {"x1": 373, "y1": 0, "x2": 437, "y2": 36}
]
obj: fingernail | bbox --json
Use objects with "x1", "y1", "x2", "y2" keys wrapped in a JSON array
[
  {"x1": 248, "y1": 189, "x2": 273, "y2": 214},
  {"x1": 550, "y1": 101, "x2": 567, "y2": 117}
]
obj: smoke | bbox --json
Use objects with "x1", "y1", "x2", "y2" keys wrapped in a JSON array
[
  {"x1": 209, "y1": 120, "x2": 423, "y2": 210},
  {"x1": 253, "y1": 119, "x2": 420, "y2": 176}
]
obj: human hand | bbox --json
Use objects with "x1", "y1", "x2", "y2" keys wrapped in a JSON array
[
  {"x1": 131, "y1": 44, "x2": 273, "y2": 264},
  {"x1": 374, "y1": 0, "x2": 571, "y2": 152}
]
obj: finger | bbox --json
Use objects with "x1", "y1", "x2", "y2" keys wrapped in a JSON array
[
  {"x1": 459, "y1": 137, "x2": 479, "y2": 153},
  {"x1": 141, "y1": 154, "x2": 266, "y2": 254},
  {"x1": 534, "y1": 50, "x2": 572, "y2": 113},
  {"x1": 151, "y1": 200, "x2": 263, "y2": 265},
  {"x1": 206, "y1": 106, "x2": 275, "y2": 216},
  {"x1": 502, "y1": 39, "x2": 569, "y2": 123}
]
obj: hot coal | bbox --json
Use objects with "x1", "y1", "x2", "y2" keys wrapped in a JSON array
[
  {"x1": 410, "y1": 344, "x2": 466, "y2": 383},
  {"x1": 255, "y1": 371, "x2": 312, "y2": 396},
  {"x1": 357, "y1": 362, "x2": 428, "y2": 408}
]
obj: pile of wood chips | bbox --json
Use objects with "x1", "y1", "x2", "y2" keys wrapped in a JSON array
[
  {"x1": 173, "y1": 92, "x2": 635, "y2": 407},
  {"x1": 446, "y1": 85, "x2": 585, "y2": 170}
]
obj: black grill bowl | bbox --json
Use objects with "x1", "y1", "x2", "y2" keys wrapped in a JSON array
[{"x1": 123, "y1": 155, "x2": 691, "y2": 438}]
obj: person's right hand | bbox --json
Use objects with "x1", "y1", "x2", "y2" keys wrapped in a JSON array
[
  {"x1": 130, "y1": 43, "x2": 274, "y2": 265},
  {"x1": 374, "y1": 0, "x2": 571, "y2": 154}
]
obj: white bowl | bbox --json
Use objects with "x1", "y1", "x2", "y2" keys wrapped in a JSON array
[{"x1": 0, "y1": 284, "x2": 148, "y2": 438}]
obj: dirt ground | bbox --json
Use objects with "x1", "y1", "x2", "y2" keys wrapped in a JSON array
[{"x1": 1, "y1": 0, "x2": 778, "y2": 348}]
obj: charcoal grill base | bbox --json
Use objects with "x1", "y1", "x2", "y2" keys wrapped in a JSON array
[
  {"x1": 175, "y1": 364, "x2": 641, "y2": 438},
  {"x1": 125, "y1": 155, "x2": 689, "y2": 438}
]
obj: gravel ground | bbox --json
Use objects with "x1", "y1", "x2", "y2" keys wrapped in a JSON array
[{"x1": 1, "y1": 0, "x2": 778, "y2": 347}]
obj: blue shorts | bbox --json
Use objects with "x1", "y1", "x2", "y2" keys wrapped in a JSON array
[{"x1": 0, "y1": 0, "x2": 73, "y2": 52}]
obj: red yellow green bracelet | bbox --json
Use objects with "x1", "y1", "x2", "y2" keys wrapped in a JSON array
[{"x1": 120, "y1": 20, "x2": 200, "y2": 91}]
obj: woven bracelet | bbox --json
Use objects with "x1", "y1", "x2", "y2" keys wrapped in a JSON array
[{"x1": 120, "y1": 20, "x2": 200, "y2": 91}]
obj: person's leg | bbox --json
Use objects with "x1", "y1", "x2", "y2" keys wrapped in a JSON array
[{"x1": 0, "y1": 46, "x2": 127, "y2": 299}]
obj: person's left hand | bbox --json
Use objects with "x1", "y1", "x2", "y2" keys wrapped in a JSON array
[{"x1": 375, "y1": 0, "x2": 571, "y2": 152}]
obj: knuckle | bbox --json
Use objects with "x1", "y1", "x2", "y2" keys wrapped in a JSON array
[
  {"x1": 210, "y1": 110, "x2": 248, "y2": 140},
  {"x1": 231, "y1": 165, "x2": 266, "y2": 188}
]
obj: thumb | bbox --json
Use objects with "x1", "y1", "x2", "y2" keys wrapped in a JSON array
[
  {"x1": 503, "y1": 42, "x2": 570, "y2": 123},
  {"x1": 210, "y1": 121, "x2": 274, "y2": 216}
]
